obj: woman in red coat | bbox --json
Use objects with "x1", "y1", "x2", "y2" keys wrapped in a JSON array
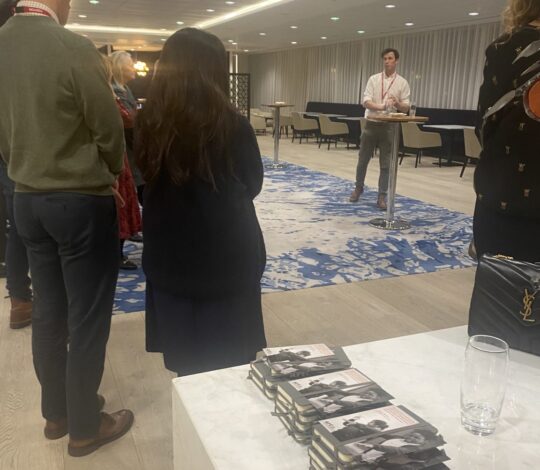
[{"x1": 115, "y1": 98, "x2": 142, "y2": 270}]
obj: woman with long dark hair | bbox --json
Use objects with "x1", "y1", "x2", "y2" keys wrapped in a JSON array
[
  {"x1": 473, "y1": 0, "x2": 540, "y2": 261},
  {"x1": 136, "y1": 28, "x2": 267, "y2": 375}
]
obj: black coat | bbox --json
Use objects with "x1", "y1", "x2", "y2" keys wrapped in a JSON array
[
  {"x1": 142, "y1": 116, "x2": 266, "y2": 299},
  {"x1": 475, "y1": 25, "x2": 540, "y2": 218}
]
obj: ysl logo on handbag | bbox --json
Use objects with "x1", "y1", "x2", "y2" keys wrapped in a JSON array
[{"x1": 521, "y1": 287, "x2": 539, "y2": 322}]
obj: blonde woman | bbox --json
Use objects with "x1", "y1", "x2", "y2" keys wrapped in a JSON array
[
  {"x1": 473, "y1": 0, "x2": 540, "y2": 262},
  {"x1": 110, "y1": 51, "x2": 145, "y2": 205}
]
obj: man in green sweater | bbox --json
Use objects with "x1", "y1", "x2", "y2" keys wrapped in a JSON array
[{"x1": 0, "y1": 0, "x2": 134, "y2": 457}]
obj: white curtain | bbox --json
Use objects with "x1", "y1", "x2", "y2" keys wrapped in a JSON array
[{"x1": 249, "y1": 22, "x2": 502, "y2": 111}]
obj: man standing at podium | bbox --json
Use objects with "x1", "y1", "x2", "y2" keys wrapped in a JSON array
[{"x1": 350, "y1": 48, "x2": 410, "y2": 210}]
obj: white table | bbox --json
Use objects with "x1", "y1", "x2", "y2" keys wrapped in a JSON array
[
  {"x1": 172, "y1": 326, "x2": 540, "y2": 470},
  {"x1": 423, "y1": 125, "x2": 475, "y2": 166},
  {"x1": 262, "y1": 103, "x2": 294, "y2": 169},
  {"x1": 368, "y1": 115, "x2": 429, "y2": 230},
  {"x1": 301, "y1": 112, "x2": 346, "y2": 118},
  {"x1": 423, "y1": 125, "x2": 475, "y2": 131}
]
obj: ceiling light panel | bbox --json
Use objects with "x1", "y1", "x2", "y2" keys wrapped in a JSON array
[{"x1": 67, "y1": 0, "x2": 506, "y2": 53}]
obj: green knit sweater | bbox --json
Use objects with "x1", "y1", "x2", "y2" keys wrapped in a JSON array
[{"x1": 0, "y1": 16, "x2": 124, "y2": 195}]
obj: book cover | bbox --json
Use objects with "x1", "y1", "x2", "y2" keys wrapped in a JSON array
[
  {"x1": 340, "y1": 425, "x2": 445, "y2": 466},
  {"x1": 267, "y1": 347, "x2": 352, "y2": 379},
  {"x1": 278, "y1": 369, "x2": 393, "y2": 419},
  {"x1": 313, "y1": 405, "x2": 428, "y2": 456},
  {"x1": 263, "y1": 344, "x2": 335, "y2": 362},
  {"x1": 311, "y1": 437, "x2": 449, "y2": 470}
]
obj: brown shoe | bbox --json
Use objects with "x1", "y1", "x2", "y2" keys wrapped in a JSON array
[
  {"x1": 376, "y1": 194, "x2": 387, "y2": 211},
  {"x1": 349, "y1": 186, "x2": 364, "y2": 202},
  {"x1": 68, "y1": 410, "x2": 134, "y2": 457},
  {"x1": 9, "y1": 298, "x2": 32, "y2": 329},
  {"x1": 44, "y1": 395, "x2": 106, "y2": 440}
]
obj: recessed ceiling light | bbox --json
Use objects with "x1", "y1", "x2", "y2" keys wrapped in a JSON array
[
  {"x1": 197, "y1": 0, "x2": 288, "y2": 29},
  {"x1": 330, "y1": 16, "x2": 340, "y2": 21},
  {"x1": 160, "y1": 38, "x2": 166, "y2": 41},
  {"x1": 89, "y1": 0, "x2": 99, "y2": 4},
  {"x1": 468, "y1": 12, "x2": 479, "y2": 16},
  {"x1": 78, "y1": 14, "x2": 87, "y2": 18},
  {"x1": 385, "y1": 4, "x2": 396, "y2": 8},
  {"x1": 232, "y1": 42, "x2": 237, "y2": 45},
  {"x1": 176, "y1": 21, "x2": 184, "y2": 25},
  {"x1": 357, "y1": 30, "x2": 365, "y2": 34},
  {"x1": 291, "y1": 41, "x2": 297, "y2": 45},
  {"x1": 228, "y1": 39, "x2": 234, "y2": 42},
  {"x1": 206, "y1": 9, "x2": 215, "y2": 13},
  {"x1": 259, "y1": 32, "x2": 266, "y2": 36},
  {"x1": 225, "y1": 1, "x2": 235, "y2": 4},
  {"x1": 290, "y1": 25, "x2": 298, "y2": 29},
  {"x1": 405, "y1": 22, "x2": 414, "y2": 26},
  {"x1": 243, "y1": 49, "x2": 249, "y2": 52},
  {"x1": 321, "y1": 36, "x2": 327, "y2": 39}
]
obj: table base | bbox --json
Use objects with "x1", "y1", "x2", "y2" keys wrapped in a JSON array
[
  {"x1": 433, "y1": 161, "x2": 462, "y2": 167},
  {"x1": 264, "y1": 162, "x2": 288, "y2": 170},
  {"x1": 369, "y1": 217, "x2": 411, "y2": 230}
]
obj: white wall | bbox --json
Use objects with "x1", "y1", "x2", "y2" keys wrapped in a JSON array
[{"x1": 248, "y1": 22, "x2": 502, "y2": 111}]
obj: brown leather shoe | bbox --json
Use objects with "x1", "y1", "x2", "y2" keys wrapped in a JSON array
[
  {"x1": 9, "y1": 298, "x2": 32, "y2": 329},
  {"x1": 44, "y1": 395, "x2": 106, "y2": 440},
  {"x1": 376, "y1": 194, "x2": 387, "y2": 211},
  {"x1": 349, "y1": 186, "x2": 364, "y2": 202},
  {"x1": 68, "y1": 409, "x2": 134, "y2": 457}
]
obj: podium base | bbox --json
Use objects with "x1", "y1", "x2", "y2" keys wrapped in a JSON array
[{"x1": 369, "y1": 218, "x2": 411, "y2": 230}]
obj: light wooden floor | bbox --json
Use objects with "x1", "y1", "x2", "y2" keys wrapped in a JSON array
[{"x1": 0, "y1": 134, "x2": 477, "y2": 470}]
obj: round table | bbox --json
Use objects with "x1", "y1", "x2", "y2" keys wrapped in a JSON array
[
  {"x1": 367, "y1": 114, "x2": 429, "y2": 230},
  {"x1": 262, "y1": 103, "x2": 294, "y2": 169}
]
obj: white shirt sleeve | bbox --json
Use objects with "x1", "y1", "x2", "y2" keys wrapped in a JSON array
[
  {"x1": 362, "y1": 76, "x2": 376, "y2": 106},
  {"x1": 400, "y1": 79, "x2": 411, "y2": 106}
]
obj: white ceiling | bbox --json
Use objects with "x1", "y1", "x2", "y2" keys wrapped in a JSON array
[{"x1": 68, "y1": 0, "x2": 507, "y2": 53}]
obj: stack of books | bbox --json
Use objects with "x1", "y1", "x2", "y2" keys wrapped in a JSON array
[
  {"x1": 308, "y1": 404, "x2": 449, "y2": 470},
  {"x1": 274, "y1": 369, "x2": 393, "y2": 444},
  {"x1": 248, "y1": 344, "x2": 352, "y2": 400}
]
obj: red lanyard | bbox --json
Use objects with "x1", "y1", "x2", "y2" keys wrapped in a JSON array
[
  {"x1": 381, "y1": 72, "x2": 397, "y2": 100},
  {"x1": 14, "y1": 6, "x2": 53, "y2": 18}
]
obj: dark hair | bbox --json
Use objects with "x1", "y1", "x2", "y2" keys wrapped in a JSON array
[
  {"x1": 0, "y1": 0, "x2": 16, "y2": 27},
  {"x1": 381, "y1": 48, "x2": 400, "y2": 60},
  {"x1": 136, "y1": 28, "x2": 239, "y2": 187},
  {"x1": 369, "y1": 419, "x2": 388, "y2": 429}
]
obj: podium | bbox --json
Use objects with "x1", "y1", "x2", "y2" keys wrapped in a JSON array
[
  {"x1": 262, "y1": 103, "x2": 294, "y2": 169},
  {"x1": 368, "y1": 115, "x2": 429, "y2": 230}
]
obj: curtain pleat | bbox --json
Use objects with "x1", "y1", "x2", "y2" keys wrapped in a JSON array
[{"x1": 249, "y1": 22, "x2": 502, "y2": 111}]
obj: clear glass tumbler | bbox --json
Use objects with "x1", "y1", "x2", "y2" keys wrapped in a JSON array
[
  {"x1": 409, "y1": 102, "x2": 417, "y2": 117},
  {"x1": 460, "y1": 335, "x2": 509, "y2": 436}
]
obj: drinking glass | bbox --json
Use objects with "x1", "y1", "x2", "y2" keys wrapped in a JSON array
[
  {"x1": 460, "y1": 335, "x2": 509, "y2": 436},
  {"x1": 409, "y1": 102, "x2": 417, "y2": 117}
]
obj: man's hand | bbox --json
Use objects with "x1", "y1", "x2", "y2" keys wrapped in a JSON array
[{"x1": 112, "y1": 179, "x2": 125, "y2": 208}]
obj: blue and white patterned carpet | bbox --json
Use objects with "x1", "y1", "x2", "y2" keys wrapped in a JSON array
[{"x1": 114, "y1": 159, "x2": 474, "y2": 314}]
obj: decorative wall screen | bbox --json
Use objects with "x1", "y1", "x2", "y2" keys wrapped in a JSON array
[{"x1": 229, "y1": 73, "x2": 251, "y2": 120}]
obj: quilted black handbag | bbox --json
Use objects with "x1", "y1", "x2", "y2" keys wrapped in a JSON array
[{"x1": 468, "y1": 254, "x2": 540, "y2": 356}]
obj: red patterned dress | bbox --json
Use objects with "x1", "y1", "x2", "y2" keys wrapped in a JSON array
[{"x1": 115, "y1": 99, "x2": 142, "y2": 240}]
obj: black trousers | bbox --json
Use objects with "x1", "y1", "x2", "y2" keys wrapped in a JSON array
[
  {"x1": 14, "y1": 192, "x2": 119, "y2": 439},
  {"x1": 0, "y1": 162, "x2": 31, "y2": 300}
]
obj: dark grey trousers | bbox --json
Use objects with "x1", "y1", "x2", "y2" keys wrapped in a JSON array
[
  {"x1": 14, "y1": 192, "x2": 119, "y2": 439},
  {"x1": 354, "y1": 121, "x2": 393, "y2": 195}
]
